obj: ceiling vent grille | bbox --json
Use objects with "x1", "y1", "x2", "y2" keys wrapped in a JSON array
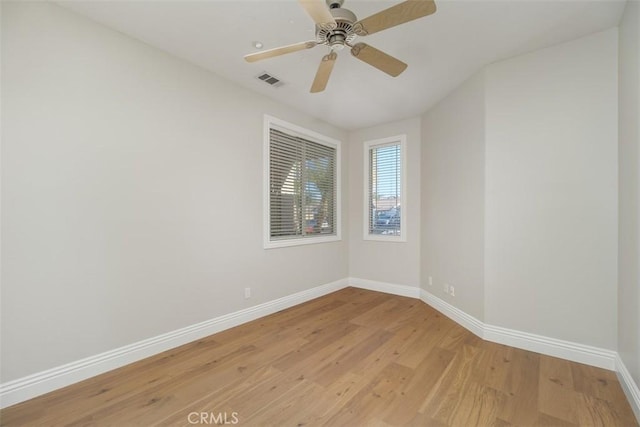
[{"x1": 256, "y1": 72, "x2": 283, "y2": 87}]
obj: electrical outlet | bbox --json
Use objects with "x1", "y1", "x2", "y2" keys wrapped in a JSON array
[
  {"x1": 428, "y1": 276, "x2": 433, "y2": 286},
  {"x1": 244, "y1": 288, "x2": 251, "y2": 299},
  {"x1": 450, "y1": 286, "x2": 455, "y2": 297},
  {"x1": 444, "y1": 283, "x2": 449, "y2": 294}
]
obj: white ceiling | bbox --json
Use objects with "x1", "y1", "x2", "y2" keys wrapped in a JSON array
[{"x1": 58, "y1": 0, "x2": 626, "y2": 130}]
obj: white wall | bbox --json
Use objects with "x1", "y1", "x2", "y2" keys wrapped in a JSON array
[
  {"x1": 348, "y1": 118, "x2": 421, "y2": 287},
  {"x1": 485, "y1": 29, "x2": 619, "y2": 349},
  {"x1": 421, "y1": 72, "x2": 486, "y2": 321},
  {"x1": 0, "y1": 2, "x2": 348, "y2": 382},
  {"x1": 618, "y1": 0, "x2": 640, "y2": 389}
]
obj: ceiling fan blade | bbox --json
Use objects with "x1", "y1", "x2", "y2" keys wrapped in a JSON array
[
  {"x1": 354, "y1": 0, "x2": 436, "y2": 36},
  {"x1": 244, "y1": 41, "x2": 317, "y2": 63},
  {"x1": 310, "y1": 51, "x2": 337, "y2": 93},
  {"x1": 350, "y1": 43, "x2": 407, "y2": 77},
  {"x1": 298, "y1": 0, "x2": 336, "y2": 28}
]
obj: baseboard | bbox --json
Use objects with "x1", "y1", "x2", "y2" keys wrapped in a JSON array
[
  {"x1": 616, "y1": 354, "x2": 640, "y2": 423},
  {"x1": 348, "y1": 277, "x2": 420, "y2": 298},
  {"x1": 418, "y1": 288, "x2": 616, "y2": 371},
  {"x1": 0, "y1": 278, "x2": 349, "y2": 409},
  {"x1": 483, "y1": 324, "x2": 617, "y2": 370},
  {"x1": 419, "y1": 289, "x2": 484, "y2": 338}
]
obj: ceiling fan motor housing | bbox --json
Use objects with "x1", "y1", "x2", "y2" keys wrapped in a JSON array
[{"x1": 316, "y1": 5, "x2": 358, "y2": 50}]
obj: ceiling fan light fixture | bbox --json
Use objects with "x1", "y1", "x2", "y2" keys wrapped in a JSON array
[{"x1": 328, "y1": 33, "x2": 346, "y2": 50}]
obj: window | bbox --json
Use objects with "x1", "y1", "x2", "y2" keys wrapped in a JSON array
[
  {"x1": 364, "y1": 135, "x2": 406, "y2": 242},
  {"x1": 264, "y1": 116, "x2": 341, "y2": 248}
]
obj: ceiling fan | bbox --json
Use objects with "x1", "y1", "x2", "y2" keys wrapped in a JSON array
[{"x1": 244, "y1": 0, "x2": 437, "y2": 93}]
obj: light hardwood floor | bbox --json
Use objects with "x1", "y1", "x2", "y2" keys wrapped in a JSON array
[{"x1": 1, "y1": 287, "x2": 637, "y2": 426}]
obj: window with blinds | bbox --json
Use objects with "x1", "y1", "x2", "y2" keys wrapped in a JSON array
[
  {"x1": 265, "y1": 116, "x2": 341, "y2": 248},
  {"x1": 364, "y1": 135, "x2": 406, "y2": 241}
]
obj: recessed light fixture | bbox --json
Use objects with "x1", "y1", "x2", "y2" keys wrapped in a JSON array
[{"x1": 253, "y1": 41, "x2": 263, "y2": 49}]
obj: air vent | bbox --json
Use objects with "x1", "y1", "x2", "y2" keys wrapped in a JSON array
[{"x1": 256, "y1": 72, "x2": 283, "y2": 88}]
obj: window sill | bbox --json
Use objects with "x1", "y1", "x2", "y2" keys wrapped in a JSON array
[
  {"x1": 363, "y1": 234, "x2": 407, "y2": 243},
  {"x1": 264, "y1": 235, "x2": 341, "y2": 249}
]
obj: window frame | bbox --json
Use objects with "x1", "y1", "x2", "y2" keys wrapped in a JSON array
[
  {"x1": 263, "y1": 115, "x2": 342, "y2": 249},
  {"x1": 363, "y1": 135, "x2": 407, "y2": 242}
]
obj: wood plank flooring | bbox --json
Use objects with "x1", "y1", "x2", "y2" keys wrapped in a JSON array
[{"x1": 1, "y1": 288, "x2": 637, "y2": 426}]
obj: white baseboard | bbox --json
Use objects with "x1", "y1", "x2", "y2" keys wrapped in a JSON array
[
  {"x1": 0, "y1": 278, "x2": 349, "y2": 409},
  {"x1": 418, "y1": 288, "x2": 616, "y2": 371},
  {"x1": 419, "y1": 289, "x2": 484, "y2": 338},
  {"x1": 483, "y1": 323, "x2": 617, "y2": 370},
  {"x1": 348, "y1": 277, "x2": 420, "y2": 298},
  {"x1": 616, "y1": 354, "x2": 640, "y2": 423},
  {"x1": 348, "y1": 281, "x2": 617, "y2": 371}
]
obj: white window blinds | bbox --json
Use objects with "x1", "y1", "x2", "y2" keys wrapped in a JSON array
[
  {"x1": 268, "y1": 126, "x2": 337, "y2": 243},
  {"x1": 366, "y1": 137, "x2": 405, "y2": 240}
]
